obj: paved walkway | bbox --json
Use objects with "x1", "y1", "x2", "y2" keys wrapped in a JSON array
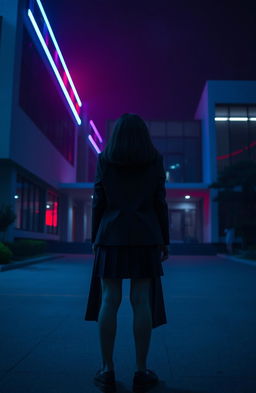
[{"x1": 0, "y1": 254, "x2": 256, "y2": 393}]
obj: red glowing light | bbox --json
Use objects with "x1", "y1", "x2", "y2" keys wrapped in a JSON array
[
  {"x1": 217, "y1": 140, "x2": 256, "y2": 160},
  {"x1": 45, "y1": 201, "x2": 58, "y2": 227}
]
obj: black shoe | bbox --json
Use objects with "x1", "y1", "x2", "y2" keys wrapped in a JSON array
[
  {"x1": 132, "y1": 369, "x2": 159, "y2": 393},
  {"x1": 93, "y1": 369, "x2": 116, "y2": 393}
]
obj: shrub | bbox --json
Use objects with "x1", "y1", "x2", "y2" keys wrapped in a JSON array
[
  {"x1": 238, "y1": 246, "x2": 256, "y2": 260},
  {"x1": 7, "y1": 239, "x2": 47, "y2": 258},
  {"x1": 0, "y1": 242, "x2": 13, "y2": 264},
  {"x1": 0, "y1": 204, "x2": 16, "y2": 242}
]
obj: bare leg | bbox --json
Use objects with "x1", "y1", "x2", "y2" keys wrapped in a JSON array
[
  {"x1": 133, "y1": 302, "x2": 152, "y2": 371},
  {"x1": 98, "y1": 278, "x2": 122, "y2": 372},
  {"x1": 130, "y1": 278, "x2": 152, "y2": 372},
  {"x1": 98, "y1": 301, "x2": 117, "y2": 371}
]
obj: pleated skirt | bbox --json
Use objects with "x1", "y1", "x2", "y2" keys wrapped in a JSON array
[{"x1": 93, "y1": 245, "x2": 164, "y2": 278}]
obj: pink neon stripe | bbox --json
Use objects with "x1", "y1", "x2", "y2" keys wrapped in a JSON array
[
  {"x1": 89, "y1": 120, "x2": 103, "y2": 143},
  {"x1": 88, "y1": 134, "x2": 101, "y2": 153}
]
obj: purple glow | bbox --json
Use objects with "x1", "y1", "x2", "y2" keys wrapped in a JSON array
[
  {"x1": 27, "y1": 9, "x2": 81, "y2": 125},
  {"x1": 88, "y1": 134, "x2": 101, "y2": 153},
  {"x1": 54, "y1": 49, "x2": 58, "y2": 63},
  {"x1": 89, "y1": 120, "x2": 103, "y2": 143}
]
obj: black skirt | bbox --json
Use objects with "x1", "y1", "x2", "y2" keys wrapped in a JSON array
[
  {"x1": 93, "y1": 245, "x2": 164, "y2": 278},
  {"x1": 84, "y1": 245, "x2": 167, "y2": 328}
]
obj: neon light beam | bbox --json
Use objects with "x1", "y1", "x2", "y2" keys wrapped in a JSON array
[
  {"x1": 35, "y1": 0, "x2": 82, "y2": 107},
  {"x1": 215, "y1": 117, "x2": 256, "y2": 121},
  {"x1": 215, "y1": 117, "x2": 228, "y2": 121},
  {"x1": 88, "y1": 134, "x2": 101, "y2": 153},
  {"x1": 229, "y1": 117, "x2": 248, "y2": 121},
  {"x1": 28, "y1": 9, "x2": 81, "y2": 125},
  {"x1": 89, "y1": 120, "x2": 103, "y2": 143}
]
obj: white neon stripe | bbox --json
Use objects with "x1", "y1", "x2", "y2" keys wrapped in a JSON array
[
  {"x1": 89, "y1": 120, "x2": 103, "y2": 143},
  {"x1": 215, "y1": 117, "x2": 256, "y2": 122},
  {"x1": 229, "y1": 117, "x2": 248, "y2": 121},
  {"x1": 35, "y1": 0, "x2": 82, "y2": 107},
  {"x1": 28, "y1": 9, "x2": 81, "y2": 125},
  {"x1": 88, "y1": 134, "x2": 101, "y2": 153}
]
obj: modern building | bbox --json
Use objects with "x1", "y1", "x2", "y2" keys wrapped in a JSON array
[
  {"x1": 0, "y1": 0, "x2": 96, "y2": 244},
  {"x1": 1, "y1": 1, "x2": 256, "y2": 245}
]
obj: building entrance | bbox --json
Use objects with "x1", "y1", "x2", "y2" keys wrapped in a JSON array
[
  {"x1": 169, "y1": 204, "x2": 198, "y2": 243},
  {"x1": 169, "y1": 210, "x2": 184, "y2": 241}
]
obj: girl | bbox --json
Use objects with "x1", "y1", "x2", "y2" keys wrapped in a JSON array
[{"x1": 85, "y1": 113, "x2": 170, "y2": 392}]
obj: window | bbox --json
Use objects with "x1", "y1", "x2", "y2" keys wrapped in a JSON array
[
  {"x1": 151, "y1": 121, "x2": 202, "y2": 183},
  {"x1": 15, "y1": 174, "x2": 44, "y2": 232},
  {"x1": 15, "y1": 174, "x2": 59, "y2": 234},
  {"x1": 166, "y1": 154, "x2": 184, "y2": 182},
  {"x1": 183, "y1": 138, "x2": 201, "y2": 182},
  {"x1": 45, "y1": 190, "x2": 59, "y2": 234},
  {"x1": 215, "y1": 104, "x2": 256, "y2": 174},
  {"x1": 105, "y1": 119, "x2": 202, "y2": 183},
  {"x1": 148, "y1": 121, "x2": 166, "y2": 136}
]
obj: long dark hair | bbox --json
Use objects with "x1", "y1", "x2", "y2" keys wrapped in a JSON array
[{"x1": 102, "y1": 113, "x2": 159, "y2": 167}]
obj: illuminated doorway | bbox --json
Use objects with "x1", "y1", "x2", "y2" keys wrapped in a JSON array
[{"x1": 169, "y1": 204, "x2": 198, "y2": 243}]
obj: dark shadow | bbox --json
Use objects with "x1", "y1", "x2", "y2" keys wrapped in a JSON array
[
  {"x1": 115, "y1": 381, "x2": 133, "y2": 392},
  {"x1": 115, "y1": 379, "x2": 208, "y2": 392}
]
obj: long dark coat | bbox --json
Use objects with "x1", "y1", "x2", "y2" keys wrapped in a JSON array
[{"x1": 84, "y1": 151, "x2": 170, "y2": 328}]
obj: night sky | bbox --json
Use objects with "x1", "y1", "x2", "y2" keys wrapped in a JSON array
[{"x1": 44, "y1": 0, "x2": 256, "y2": 135}]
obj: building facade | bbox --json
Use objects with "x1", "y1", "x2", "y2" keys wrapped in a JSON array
[
  {"x1": 0, "y1": 0, "x2": 89, "y2": 244},
  {"x1": 1, "y1": 1, "x2": 256, "y2": 245}
]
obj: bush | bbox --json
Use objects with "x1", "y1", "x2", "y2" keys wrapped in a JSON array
[
  {"x1": 0, "y1": 204, "x2": 17, "y2": 242},
  {"x1": 0, "y1": 242, "x2": 13, "y2": 264},
  {"x1": 248, "y1": 244, "x2": 256, "y2": 251},
  {"x1": 241, "y1": 250, "x2": 256, "y2": 260},
  {"x1": 6, "y1": 239, "x2": 47, "y2": 258},
  {"x1": 237, "y1": 245, "x2": 256, "y2": 260}
]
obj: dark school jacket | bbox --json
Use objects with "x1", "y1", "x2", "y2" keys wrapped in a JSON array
[
  {"x1": 84, "y1": 151, "x2": 169, "y2": 328},
  {"x1": 91, "y1": 151, "x2": 170, "y2": 246}
]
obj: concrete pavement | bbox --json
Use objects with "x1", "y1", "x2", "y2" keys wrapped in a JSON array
[{"x1": 0, "y1": 254, "x2": 256, "y2": 393}]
